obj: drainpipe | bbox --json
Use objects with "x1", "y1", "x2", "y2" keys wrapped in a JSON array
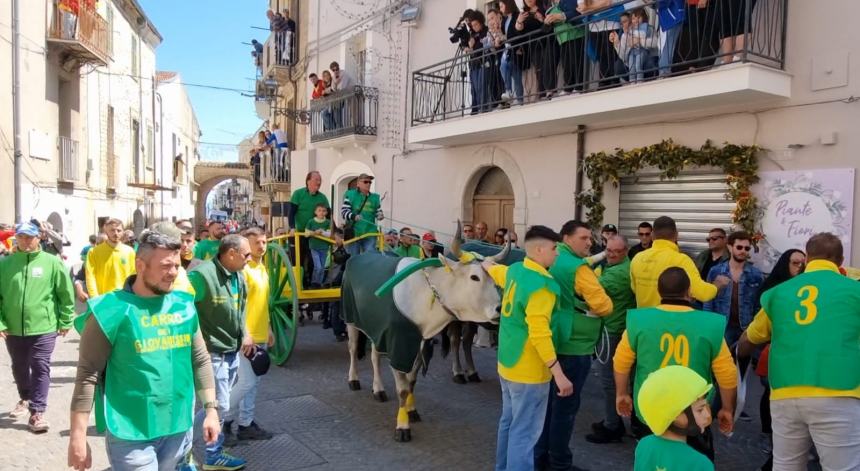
[
  {"x1": 11, "y1": 0, "x2": 22, "y2": 223},
  {"x1": 155, "y1": 91, "x2": 164, "y2": 220},
  {"x1": 574, "y1": 124, "x2": 586, "y2": 221}
]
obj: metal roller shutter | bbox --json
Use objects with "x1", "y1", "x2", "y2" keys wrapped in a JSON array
[{"x1": 618, "y1": 169, "x2": 733, "y2": 256}]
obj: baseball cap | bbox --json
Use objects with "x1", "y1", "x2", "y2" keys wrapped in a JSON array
[
  {"x1": 386, "y1": 228, "x2": 398, "y2": 236},
  {"x1": 601, "y1": 224, "x2": 618, "y2": 233},
  {"x1": 245, "y1": 348, "x2": 271, "y2": 376},
  {"x1": 358, "y1": 173, "x2": 374, "y2": 181},
  {"x1": 422, "y1": 233, "x2": 436, "y2": 241},
  {"x1": 15, "y1": 222, "x2": 40, "y2": 237}
]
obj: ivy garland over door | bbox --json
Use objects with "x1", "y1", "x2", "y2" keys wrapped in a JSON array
[{"x1": 575, "y1": 139, "x2": 764, "y2": 244}]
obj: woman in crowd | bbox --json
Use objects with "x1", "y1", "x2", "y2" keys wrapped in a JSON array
[
  {"x1": 755, "y1": 248, "x2": 806, "y2": 471},
  {"x1": 515, "y1": 0, "x2": 547, "y2": 102},
  {"x1": 499, "y1": 0, "x2": 524, "y2": 104}
]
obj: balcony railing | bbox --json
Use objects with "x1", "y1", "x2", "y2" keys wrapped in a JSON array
[
  {"x1": 256, "y1": 149, "x2": 290, "y2": 187},
  {"x1": 58, "y1": 136, "x2": 79, "y2": 182},
  {"x1": 261, "y1": 30, "x2": 297, "y2": 77},
  {"x1": 411, "y1": 0, "x2": 786, "y2": 125},
  {"x1": 47, "y1": 1, "x2": 109, "y2": 66},
  {"x1": 309, "y1": 86, "x2": 379, "y2": 143}
]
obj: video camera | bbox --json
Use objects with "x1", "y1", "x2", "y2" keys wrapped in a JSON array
[{"x1": 448, "y1": 9, "x2": 475, "y2": 47}]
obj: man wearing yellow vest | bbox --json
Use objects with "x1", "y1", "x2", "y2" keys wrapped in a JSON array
[
  {"x1": 85, "y1": 218, "x2": 136, "y2": 297},
  {"x1": 739, "y1": 233, "x2": 860, "y2": 470},
  {"x1": 224, "y1": 227, "x2": 274, "y2": 445},
  {"x1": 483, "y1": 225, "x2": 573, "y2": 471},
  {"x1": 535, "y1": 220, "x2": 613, "y2": 471},
  {"x1": 630, "y1": 216, "x2": 717, "y2": 308},
  {"x1": 68, "y1": 228, "x2": 220, "y2": 471},
  {"x1": 615, "y1": 267, "x2": 737, "y2": 461}
]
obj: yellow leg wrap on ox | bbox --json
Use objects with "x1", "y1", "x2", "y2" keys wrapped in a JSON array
[
  {"x1": 406, "y1": 393, "x2": 415, "y2": 411},
  {"x1": 397, "y1": 407, "x2": 409, "y2": 428}
]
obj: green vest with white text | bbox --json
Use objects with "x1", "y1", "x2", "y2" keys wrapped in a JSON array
[{"x1": 86, "y1": 289, "x2": 198, "y2": 440}]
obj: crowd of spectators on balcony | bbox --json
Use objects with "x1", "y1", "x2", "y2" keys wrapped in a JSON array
[
  {"x1": 266, "y1": 8, "x2": 297, "y2": 65},
  {"x1": 308, "y1": 62, "x2": 357, "y2": 133},
  {"x1": 457, "y1": 0, "x2": 761, "y2": 114},
  {"x1": 248, "y1": 123, "x2": 290, "y2": 188}
]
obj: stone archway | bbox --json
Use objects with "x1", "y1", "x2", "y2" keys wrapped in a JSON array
[
  {"x1": 455, "y1": 146, "x2": 527, "y2": 236},
  {"x1": 193, "y1": 162, "x2": 253, "y2": 230}
]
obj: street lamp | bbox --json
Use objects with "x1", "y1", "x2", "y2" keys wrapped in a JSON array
[{"x1": 260, "y1": 76, "x2": 310, "y2": 125}]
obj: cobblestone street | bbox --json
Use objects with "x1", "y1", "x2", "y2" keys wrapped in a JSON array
[{"x1": 2, "y1": 317, "x2": 781, "y2": 471}]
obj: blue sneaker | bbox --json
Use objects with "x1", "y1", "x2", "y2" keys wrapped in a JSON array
[
  {"x1": 203, "y1": 452, "x2": 246, "y2": 471},
  {"x1": 178, "y1": 453, "x2": 198, "y2": 471}
]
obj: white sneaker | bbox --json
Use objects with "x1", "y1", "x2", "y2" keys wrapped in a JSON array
[
  {"x1": 501, "y1": 92, "x2": 511, "y2": 102},
  {"x1": 10, "y1": 400, "x2": 29, "y2": 418}
]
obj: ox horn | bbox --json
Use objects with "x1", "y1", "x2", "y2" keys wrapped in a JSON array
[
  {"x1": 487, "y1": 235, "x2": 512, "y2": 263},
  {"x1": 450, "y1": 220, "x2": 464, "y2": 259}
]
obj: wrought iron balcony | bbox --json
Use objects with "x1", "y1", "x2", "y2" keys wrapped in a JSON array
[
  {"x1": 309, "y1": 86, "x2": 379, "y2": 145},
  {"x1": 261, "y1": 30, "x2": 297, "y2": 83},
  {"x1": 46, "y1": 1, "x2": 109, "y2": 66},
  {"x1": 256, "y1": 149, "x2": 290, "y2": 189},
  {"x1": 409, "y1": 0, "x2": 788, "y2": 146}
]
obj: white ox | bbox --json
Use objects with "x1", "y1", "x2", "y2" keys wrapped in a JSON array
[{"x1": 341, "y1": 235, "x2": 510, "y2": 442}]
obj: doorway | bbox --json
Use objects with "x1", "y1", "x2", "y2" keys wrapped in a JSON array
[{"x1": 471, "y1": 167, "x2": 514, "y2": 242}]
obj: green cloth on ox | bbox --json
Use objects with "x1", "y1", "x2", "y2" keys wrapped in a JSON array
[{"x1": 342, "y1": 253, "x2": 424, "y2": 373}]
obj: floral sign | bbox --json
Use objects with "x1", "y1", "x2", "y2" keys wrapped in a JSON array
[{"x1": 753, "y1": 169, "x2": 854, "y2": 272}]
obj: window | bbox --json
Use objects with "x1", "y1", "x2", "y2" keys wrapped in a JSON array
[
  {"x1": 131, "y1": 119, "x2": 140, "y2": 181},
  {"x1": 106, "y1": 6, "x2": 113, "y2": 56},
  {"x1": 173, "y1": 156, "x2": 184, "y2": 184},
  {"x1": 146, "y1": 125, "x2": 153, "y2": 169},
  {"x1": 131, "y1": 36, "x2": 139, "y2": 79}
]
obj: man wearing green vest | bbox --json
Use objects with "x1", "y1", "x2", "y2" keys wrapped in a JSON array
[
  {"x1": 193, "y1": 221, "x2": 226, "y2": 262},
  {"x1": 289, "y1": 171, "x2": 330, "y2": 283},
  {"x1": 614, "y1": 267, "x2": 737, "y2": 461},
  {"x1": 739, "y1": 233, "x2": 860, "y2": 470},
  {"x1": 587, "y1": 235, "x2": 637, "y2": 444},
  {"x1": 189, "y1": 234, "x2": 252, "y2": 471},
  {"x1": 484, "y1": 225, "x2": 573, "y2": 471},
  {"x1": 68, "y1": 229, "x2": 220, "y2": 471},
  {"x1": 340, "y1": 173, "x2": 383, "y2": 256},
  {"x1": 536, "y1": 220, "x2": 613, "y2": 471}
]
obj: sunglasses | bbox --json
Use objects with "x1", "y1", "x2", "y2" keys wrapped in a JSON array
[
  {"x1": 360, "y1": 180, "x2": 372, "y2": 184},
  {"x1": 706, "y1": 236, "x2": 725, "y2": 242},
  {"x1": 638, "y1": 232, "x2": 651, "y2": 236},
  {"x1": 734, "y1": 245, "x2": 751, "y2": 252}
]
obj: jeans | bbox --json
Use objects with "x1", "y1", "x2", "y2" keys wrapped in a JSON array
[
  {"x1": 495, "y1": 378, "x2": 550, "y2": 471},
  {"x1": 627, "y1": 48, "x2": 651, "y2": 83},
  {"x1": 500, "y1": 52, "x2": 524, "y2": 103},
  {"x1": 771, "y1": 397, "x2": 860, "y2": 471},
  {"x1": 310, "y1": 249, "x2": 328, "y2": 286},
  {"x1": 659, "y1": 23, "x2": 683, "y2": 76},
  {"x1": 326, "y1": 301, "x2": 346, "y2": 337},
  {"x1": 600, "y1": 334, "x2": 624, "y2": 430},
  {"x1": 322, "y1": 108, "x2": 335, "y2": 131},
  {"x1": 347, "y1": 236, "x2": 377, "y2": 257},
  {"x1": 535, "y1": 355, "x2": 593, "y2": 470},
  {"x1": 226, "y1": 345, "x2": 266, "y2": 427},
  {"x1": 195, "y1": 352, "x2": 239, "y2": 460},
  {"x1": 469, "y1": 67, "x2": 487, "y2": 113},
  {"x1": 106, "y1": 429, "x2": 192, "y2": 471},
  {"x1": 5, "y1": 332, "x2": 58, "y2": 413}
]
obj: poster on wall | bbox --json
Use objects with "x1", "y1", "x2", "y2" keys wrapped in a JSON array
[{"x1": 753, "y1": 169, "x2": 854, "y2": 273}]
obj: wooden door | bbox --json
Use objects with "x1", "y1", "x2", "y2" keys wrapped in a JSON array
[{"x1": 472, "y1": 195, "x2": 514, "y2": 242}]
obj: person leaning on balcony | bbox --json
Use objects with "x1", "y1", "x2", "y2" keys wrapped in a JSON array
[
  {"x1": 329, "y1": 62, "x2": 356, "y2": 129},
  {"x1": 514, "y1": 0, "x2": 547, "y2": 103}
]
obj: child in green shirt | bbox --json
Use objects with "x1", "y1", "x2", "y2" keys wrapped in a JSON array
[
  {"x1": 634, "y1": 365, "x2": 715, "y2": 471},
  {"x1": 305, "y1": 204, "x2": 332, "y2": 287}
]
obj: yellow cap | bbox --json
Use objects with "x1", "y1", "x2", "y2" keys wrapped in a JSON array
[{"x1": 638, "y1": 365, "x2": 712, "y2": 435}]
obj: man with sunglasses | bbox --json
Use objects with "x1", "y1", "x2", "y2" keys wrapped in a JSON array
[
  {"x1": 694, "y1": 228, "x2": 729, "y2": 281},
  {"x1": 340, "y1": 173, "x2": 383, "y2": 256},
  {"x1": 188, "y1": 234, "x2": 252, "y2": 470},
  {"x1": 627, "y1": 222, "x2": 652, "y2": 260},
  {"x1": 703, "y1": 231, "x2": 763, "y2": 349}
]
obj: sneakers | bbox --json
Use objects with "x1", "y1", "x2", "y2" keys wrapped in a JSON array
[
  {"x1": 222, "y1": 421, "x2": 238, "y2": 448},
  {"x1": 501, "y1": 91, "x2": 511, "y2": 102},
  {"x1": 237, "y1": 421, "x2": 273, "y2": 441},
  {"x1": 739, "y1": 411, "x2": 752, "y2": 422},
  {"x1": 28, "y1": 412, "x2": 49, "y2": 433},
  {"x1": 9, "y1": 400, "x2": 29, "y2": 418},
  {"x1": 203, "y1": 452, "x2": 246, "y2": 471},
  {"x1": 586, "y1": 421, "x2": 625, "y2": 444}
]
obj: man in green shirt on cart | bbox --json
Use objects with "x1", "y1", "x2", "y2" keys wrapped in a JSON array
[
  {"x1": 289, "y1": 171, "x2": 330, "y2": 283},
  {"x1": 587, "y1": 235, "x2": 637, "y2": 444},
  {"x1": 340, "y1": 173, "x2": 383, "y2": 256}
]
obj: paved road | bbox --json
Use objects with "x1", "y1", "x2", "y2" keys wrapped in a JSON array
[{"x1": 1, "y1": 318, "x2": 781, "y2": 470}]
